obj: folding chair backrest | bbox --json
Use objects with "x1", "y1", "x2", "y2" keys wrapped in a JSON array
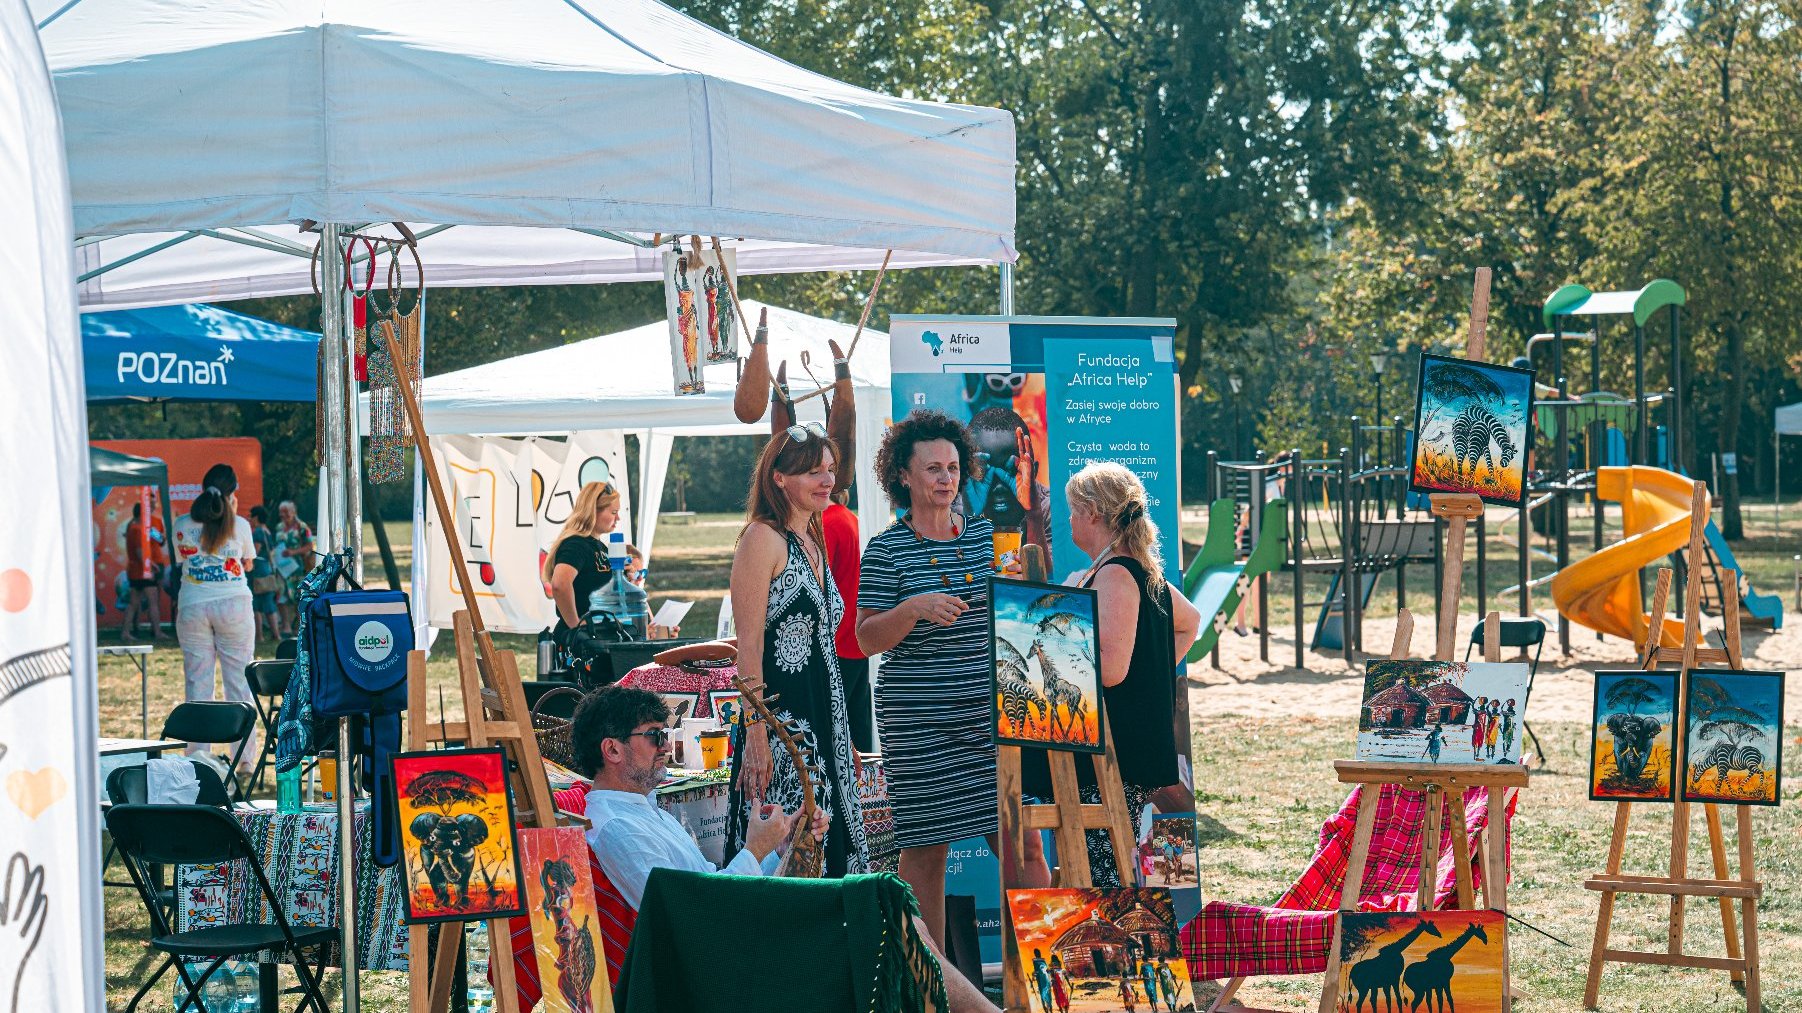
[
  {"x1": 105, "y1": 803, "x2": 253, "y2": 868},
  {"x1": 244, "y1": 659, "x2": 293, "y2": 698},
  {"x1": 275, "y1": 637, "x2": 299, "y2": 660},
  {"x1": 1468, "y1": 617, "x2": 1546, "y2": 650},
  {"x1": 160, "y1": 701, "x2": 257, "y2": 744},
  {"x1": 104, "y1": 762, "x2": 231, "y2": 808}
]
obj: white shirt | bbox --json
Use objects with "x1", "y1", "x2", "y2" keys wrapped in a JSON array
[
  {"x1": 172, "y1": 514, "x2": 255, "y2": 607},
  {"x1": 584, "y1": 787, "x2": 779, "y2": 910}
]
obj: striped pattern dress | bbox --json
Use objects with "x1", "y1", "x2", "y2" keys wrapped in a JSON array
[{"x1": 861, "y1": 515, "x2": 998, "y2": 848}]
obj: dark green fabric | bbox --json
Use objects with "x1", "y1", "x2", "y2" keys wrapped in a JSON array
[{"x1": 617, "y1": 869, "x2": 947, "y2": 1013}]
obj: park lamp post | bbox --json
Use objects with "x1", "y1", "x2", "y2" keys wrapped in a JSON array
[
  {"x1": 1228, "y1": 374, "x2": 1244, "y2": 459},
  {"x1": 1370, "y1": 352, "x2": 1389, "y2": 425}
]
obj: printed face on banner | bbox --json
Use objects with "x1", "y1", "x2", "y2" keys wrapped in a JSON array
[
  {"x1": 1007, "y1": 888, "x2": 1195, "y2": 1012},
  {"x1": 518, "y1": 827, "x2": 614, "y2": 1013},
  {"x1": 662, "y1": 247, "x2": 739, "y2": 395},
  {"x1": 1358, "y1": 661, "x2": 1532, "y2": 764},
  {"x1": 990, "y1": 577, "x2": 1103, "y2": 754},
  {"x1": 1334, "y1": 911, "x2": 1505, "y2": 1013},
  {"x1": 1408, "y1": 354, "x2": 1535, "y2": 506},
  {"x1": 391, "y1": 748, "x2": 527, "y2": 924},
  {"x1": 1681, "y1": 670, "x2": 1784, "y2": 806},
  {"x1": 1589, "y1": 671, "x2": 1677, "y2": 802}
]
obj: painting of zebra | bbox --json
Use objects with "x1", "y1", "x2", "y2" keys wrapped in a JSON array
[
  {"x1": 989, "y1": 576, "x2": 1104, "y2": 754},
  {"x1": 1681, "y1": 670, "x2": 1784, "y2": 806},
  {"x1": 1408, "y1": 354, "x2": 1535, "y2": 506}
]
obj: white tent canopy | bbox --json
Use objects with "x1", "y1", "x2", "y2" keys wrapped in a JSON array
[
  {"x1": 1777, "y1": 402, "x2": 1802, "y2": 436},
  {"x1": 37, "y1": 0, "x2": 1016, "y2": 269},
  {"x1": 398, "y1": 300, "x2": 894, "y2": 562}
]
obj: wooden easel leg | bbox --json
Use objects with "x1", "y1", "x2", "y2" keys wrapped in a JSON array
[
  {"x1": 428, "y1": 923, "x2": 461, "y2": 1013},
  {"x1": 1486, "y1": 785, "x2": 1511, "y2": 1003},
  {"x1": 408, "y1": 925, "x2": 429, "y2": 1010},
  {"x1": 1208, "y1": 977, "x2": 1246, "y2": 1012},
  {"x1": 997, "y1": 745, "x2": 1031, "y2": 1013},
  {"x1": 1417, "y1": 785, "x2": 1443, "y2": 911},
  {"x1": 1703, "y1": 803, "x2": 1744, "y2": 981},
  {"x1": 1316, "y1": 788, "x2": 1379, "y2": 1013},
  {"x1": 1737, "y1": 805, "x2": 1760, "y2": 1009},
  {"x1": 1448, "y1": 790, "x2": 1474, "y2": 909},
  {"x1": 1668, "y1": 799, "x2": 1690, "y2": 954},
  {"x1": 1045, "y1": 752, "x2": 1094, "y2": 886},
  {"x1": 488, "y1": 917, "x2": 520, "y2": 1013},
  {"x1": 1585, "y1": 802, "x2": 1631, "y2": 1009}
]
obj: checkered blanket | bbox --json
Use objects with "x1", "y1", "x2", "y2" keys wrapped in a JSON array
[{"x1": 1180, "y1": 782, "x2": 1517, "y2": 980}]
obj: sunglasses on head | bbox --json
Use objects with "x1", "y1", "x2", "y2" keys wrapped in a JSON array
[{"x1": 785, "y1": 421, "x2": 828, "y2": 443}]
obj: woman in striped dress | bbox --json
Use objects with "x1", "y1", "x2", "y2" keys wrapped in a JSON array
[{"x1": 858, "y1": 410, "x2": 1047, "y2": 946}]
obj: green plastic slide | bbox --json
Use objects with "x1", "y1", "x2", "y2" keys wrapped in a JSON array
[{"x1": 1180, "y1": 498, "x2": 1290, "y2": 662}]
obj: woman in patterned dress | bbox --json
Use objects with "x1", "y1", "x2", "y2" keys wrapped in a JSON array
[
  {"x1": 725, "y1": 422, "x2": 869, "y2": 876},
  {"x1": 858, "y1": 410, "x2": 1048, "y2": 947}
]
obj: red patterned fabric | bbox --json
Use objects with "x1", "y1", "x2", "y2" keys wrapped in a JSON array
[
  {"x1": 616, "y1": 661, "x2": 738, "y2": 718},
  {"x1": 1180, "y1": 782, "x2": 1518, "y2": 980}
]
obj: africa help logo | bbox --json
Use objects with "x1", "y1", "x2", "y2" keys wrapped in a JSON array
[
  {"x1": 889, "y1": 319, "x2": 1012, "y2": 373},
  {"x1": 354, "y1": 620, "x2": 395, "y2": 664}
]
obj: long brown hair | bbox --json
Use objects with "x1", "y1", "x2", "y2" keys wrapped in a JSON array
[
  {"x1": 743, "y1": 428, "x2": 838, "y2": 547},
  {"x1": 190, "y1": 463, "x2": 239, "y2": 554},
  {"x1": 542, "y1": 480, "x2": 622, "y2": 583}
]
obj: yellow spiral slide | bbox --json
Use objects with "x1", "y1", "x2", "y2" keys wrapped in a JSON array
[{"x1": 1550, "y1": 466, "x2": 1698, "y2": 650}]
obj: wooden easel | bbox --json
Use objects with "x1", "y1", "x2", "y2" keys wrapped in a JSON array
[
  {"x1": 1582, "y1": 481, "x2": 1760, "y2": 1010},
  {"x1": 998, "y1": 546, "x2": 1139, "y2": 1013},
  {"x1": 379, "y1": 322, "x2": 561, "y2": 1013}
]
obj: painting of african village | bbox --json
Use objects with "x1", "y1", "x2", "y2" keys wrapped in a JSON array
[
  {"x1": 1408, "y1": 354, "x2": 1534, "y2": 507},
  {"x1": 1589, "y1": 671, "x2": 1677, "y2": 802},
  {"x1": 1681, "y1": 670, "x2": 1785, "y2": 806},
  {"x1": 1334, "y1": 911, "x2": 1505, "y2": 1013},
  {"x1": 991, "y1": 577, "x2": 1104, "y2": 755},
  {"x1": 1008, "y1": 888, "x2": 1194, "y2": 1012},
  {"x1": 1358, "y1": 660, "x2": 1532, "y2": 765}
]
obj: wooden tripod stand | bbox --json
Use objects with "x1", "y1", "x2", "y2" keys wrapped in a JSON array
[
  {"x1": 1583, "y1": 482, "x2": 1760, "y2": 1010},
  {"x1": 998, "y1": 546, "x2": 1139, "y2": 1013}
]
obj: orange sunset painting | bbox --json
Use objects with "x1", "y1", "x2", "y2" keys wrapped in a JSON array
[
  {"x1": 1408, "y1": 354, "x2": 1534, "y2": 508},
  {"x1": 991, "y1": 578, "x2": 1104, "y2": 755},
  {"x1": 1007, "y1": 888, "x2": 1193, "y2": 1012},
  {"x1": 519, "y1": 827, "x2": 613, "y2": 1013},
  {"x1": 1334, "y1": 911, "x2": 1504, "y2": 1013},
  {"x1": 392, "y1": 747, "x2": 526, "y2": 924}
]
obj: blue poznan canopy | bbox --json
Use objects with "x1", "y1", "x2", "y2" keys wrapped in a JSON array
[{"x1": 83, "y1": 302, "x2": 319, "y2": 402}]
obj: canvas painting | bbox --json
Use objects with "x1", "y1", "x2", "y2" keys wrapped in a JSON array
[
  {"x1": 1682, "y1": 670, "x2": 1785, "y2": 806},
  {"x1": 990, "y1": 577, "x2": 1103, "y2": 754},
  {"x1": 1358, "y1": 660, "x2": 1533, "y2": 765},
  {"x1": 1139, "y1": 813, "x2": 1200, "y2": 893},
  {"x1": 518, "y1": 827, "x2": 614, "y2": 1013},
  {"x1": 1408, "y1": 354, "x2": 1535, "y2": 506},
  {"x1": 662, "y1": 245, "x2": 739, "y2": 395},
  {"x1": 1334, "y1": 911, "x2": 1505, "y2": 1013},
  {"x1": 391, "y1": 747, "x2": 527, "y2": 924},
  {"x1": 1590, "y1": 671, "x2": 1678, "y2": 802},
  {"x1": 708, "y1": 688, "x2": 743, "y2": 727},
  {"x1": 657, "y1": 691, "x2": 701, "y2": 725},
  {"x1": 1008, "y1": 888, "x2": 1194, "y2": 1012}
]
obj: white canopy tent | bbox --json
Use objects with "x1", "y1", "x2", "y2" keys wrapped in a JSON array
[
  {"x1": 0, "y1": 0, "x2": 103, "y2": 1006},
  {"x1": 398, "y1": 300, "x2": 895, "y2": 566},
  {"x1": 1776, "y1": 402, "x2": 1802, "y2": 532}
]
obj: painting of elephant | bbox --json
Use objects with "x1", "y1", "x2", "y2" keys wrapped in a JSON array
[
  {"x1": 391, "y1": 747, "x2": 526, "y2": 922},
  {"x1": 1589, "y1": 672, "x2": 1676, "y2": 802}
]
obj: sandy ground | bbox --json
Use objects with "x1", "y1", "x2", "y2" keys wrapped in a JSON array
[{"x1": 1188, "y1": 608, "x2": 1802, "y2": 726}]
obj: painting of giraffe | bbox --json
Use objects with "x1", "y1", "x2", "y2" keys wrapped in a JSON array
[
  {"x1": 1334, "y1": 911, "x2": 1504, "y2": 1013},
  {"x1": 990, "y1": 576, "x2": 1104, "y2": 754},
  {"x1": 1408, "y1": 353, "x2": 1534, "y2": 506}
]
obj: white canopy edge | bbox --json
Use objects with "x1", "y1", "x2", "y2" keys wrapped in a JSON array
[{"x1": 1776, "y1": 402, "x2": 1802, "y2": 437}]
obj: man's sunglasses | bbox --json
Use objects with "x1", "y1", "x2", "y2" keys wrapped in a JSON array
[{"x1": 616, "y1": 728, "x2": 673, "y2": 747}]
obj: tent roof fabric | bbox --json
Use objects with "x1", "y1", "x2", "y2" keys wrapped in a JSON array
[
  {"x1": 89, "y1": 445, "x2": 168, "y2": 485},
  {"x1": 406, "y1": 299, "x2": 889, "y2": 435},
  {"x1": 1778, "y1": 402, "x2": 1802, "y2": 437},
  {"x1": 38, "y1": 0, "x2": 1017, "y2": 266},
  {"x1": 83, "y1": 302, "x2": 320, "y2": 402}
]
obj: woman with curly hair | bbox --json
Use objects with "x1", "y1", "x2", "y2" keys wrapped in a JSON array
[{"x1": 858, "y1": 409, "x2": 1047, "y2": 946}]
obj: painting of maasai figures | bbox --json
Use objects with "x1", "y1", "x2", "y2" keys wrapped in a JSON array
[
  {"x1": 1334, "y1": 911, "x2": 1505, "y2": 1013},
  {"x1": 1681, "y1": 670, "x2": 1785, "y2": 806},
  {"x1": 1008, "y1": 888, "x2": 1195, "y2": 1012},
  {"x1": 391, "y1": 747, "x2": 526, "y2": 924},
  {"x1": 1408, "y1": 354, "x2": 1535, "y2": 506},
  {"x1": 518, "y1": 827, "x2": 613, "y2": 1013},
  {"x1": 662, "y1": 245, "x2": 740, "y2": 395},
  {"x1": 1358, "y1": 660, "x2": 1532, "y2": 765},
  {"x1": 990, "y1": 577, "x2": 1103, "y2": 755},
  {"x1": 1589, "y1": 671, "x2": 1678, "y2": 802},
  {"x1": 1138, "y1": 813, "x2": 1200, "y2": 891}
]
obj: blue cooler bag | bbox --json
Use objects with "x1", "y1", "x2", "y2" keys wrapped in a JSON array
[{"x1": 309, "y1": 587, "x2": 412, "y2": 716}]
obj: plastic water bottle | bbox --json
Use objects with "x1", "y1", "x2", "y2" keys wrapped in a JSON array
[
  {"x1": 465, "y1": 922, "x2": 495, "y2": 1012},
  {"x1": 277, "y1": 765, "x2": 302, "y2": 813},
  {"x1": 194, "y1": 959, "x2": 248, "y2": 1011}
]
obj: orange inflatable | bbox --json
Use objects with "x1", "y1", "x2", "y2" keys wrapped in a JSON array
[{"x1": 1550, "y1": 466, "x2": 1697, "y2": 650}]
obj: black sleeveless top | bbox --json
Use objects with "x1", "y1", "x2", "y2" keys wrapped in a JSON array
[{"x1": 1022, "y1": 555, "x2": 1179, "y2": 796}]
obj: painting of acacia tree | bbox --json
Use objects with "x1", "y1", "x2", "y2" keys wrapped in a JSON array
[
  {"x1": 1681, "y1": 671, "x2": 1785, "y2": 806},
  {"x1": 1589, "y1": 671, "x2": 1677, "y2": 802},
  {"x1": 1408, "y1": 354, "x2": 1535, "y2": 506}
]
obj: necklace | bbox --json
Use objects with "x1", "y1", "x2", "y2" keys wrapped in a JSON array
[
  {"x1": 904, "y1": 512, "x2": 977, "y2": 585},
  {"x1": 903, "y1": 511, "x2": 961, "y2": 543}
]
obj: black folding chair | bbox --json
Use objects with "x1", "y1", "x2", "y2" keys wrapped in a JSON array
[
  {"x1": 101, "y1": 761, "x2": 232, "y2": 913},
  {"x1": 243, "y1": 660, "x2": 293, "y2": 794},
  {"x1": 160, "y1": 701, "x2": 259, "y2": 801},
  {"x1": 1466, "y1": 617, "x2": 1547, "y2": 761},
  {"x1": 107, "y1": 804, "x2": 334, "y2": 1013},
  {"x1": 275, "y1": 637, "x2": 299, "y2": 661}
]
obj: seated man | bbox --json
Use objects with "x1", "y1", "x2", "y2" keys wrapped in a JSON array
[{"x1": 559, "y1": 685, "x2": 998, "y2": 1013}]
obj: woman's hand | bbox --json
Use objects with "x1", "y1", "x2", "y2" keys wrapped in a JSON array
[
  {"x1": 910, "y1": 592, "x2": 968, "y2": 627},
  {"x1": 740, "y1": 725, "x2": 774, "y2": 801}
]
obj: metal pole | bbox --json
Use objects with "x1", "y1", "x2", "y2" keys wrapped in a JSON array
[
  {"x1": 343, "y1": 283, "x2": 365, "y2": 583},
  {"x1": 1553, "y1": 324, "x2": 1570, "y2": 653},
  {"x1": 1340, "y1": 448, "x2": 1354, "y2": 660},
  {"x1": 337, "y1": 717, "x2": 360, "y2": 1012},
  {"x1": 1669, "y1": 304, "x2": 1683, "y2": 474},
  {"x1": 1634, "y1": 323, "x2": 1648, "y2": 466},
  {"x1": 998, "y1": 262, "x2": 1015, "y2": 315},
  {"x1": 319, "y1": 224, "x2": 348, "y2": 555},
  {"x1": 1292, "y1": 449, "x2": 1304, "y2": 670}
]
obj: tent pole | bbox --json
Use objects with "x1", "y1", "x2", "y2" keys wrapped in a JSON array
[{"x1": 999, "y1": 261, "x2": 1015, "y2": 314}]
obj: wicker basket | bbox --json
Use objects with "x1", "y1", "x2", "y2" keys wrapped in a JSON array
[{"x1": 531, "y1": 686, "x2": 584, "y2": 771}]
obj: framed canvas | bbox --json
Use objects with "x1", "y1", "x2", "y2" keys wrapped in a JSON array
[
  {"x1": 1358, "y1": 660, "x2": 1532, "y2": 765},
  {"x1": 1589, "y1": 671, "x2": 1678, "y2": 802},
  {"x1": 1334, "y1": 911, "x2": 1504, "y2": 1013},
  {"x1": 708, "y1": 688, "x2": 743, "y2": 727},
  {"x1": 1007, "y1": 887, "x2": 1195, "y2": 1012},
  {"x1": 518, "y1": 827, "x2": 614, "y2": 1013},
  {"x1": 390, "y1": 747, "x2": 527, "y2": 924},
  {"x1": 1681, "y1": 670, "x2": 1784, "y2": 806},
  {"x1": 1408, "y1": 353, "x2": 1535, "y2": 507},
  {"x1": 662, "y1": 245, "x2": 738, "y2": 396},
  {"x1": 989, "y1": 576, "x2": 1104, "y2": 755},
  {"x1": 656, "y1": 691, "x2": 701, "y2": 725}
]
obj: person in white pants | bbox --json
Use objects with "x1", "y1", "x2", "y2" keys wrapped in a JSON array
[{"x1": 171, "y1": 463, "x2": 259, "y2": 769}]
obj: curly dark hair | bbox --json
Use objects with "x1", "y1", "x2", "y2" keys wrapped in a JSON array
[
  {"x1": 569, "y1": 685, "x2": 669, "y2": 778},
  {"x1": 875, "y1": 409, "x2": 980, "y2": 509}
]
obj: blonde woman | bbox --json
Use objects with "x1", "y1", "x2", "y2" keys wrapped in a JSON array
[
  {"x1": 1021, "y1": 462, "x2": 1201, "y2": 886},
  {"x1": 543, "y1": 481, "x2": 623, "y2": 641}
]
